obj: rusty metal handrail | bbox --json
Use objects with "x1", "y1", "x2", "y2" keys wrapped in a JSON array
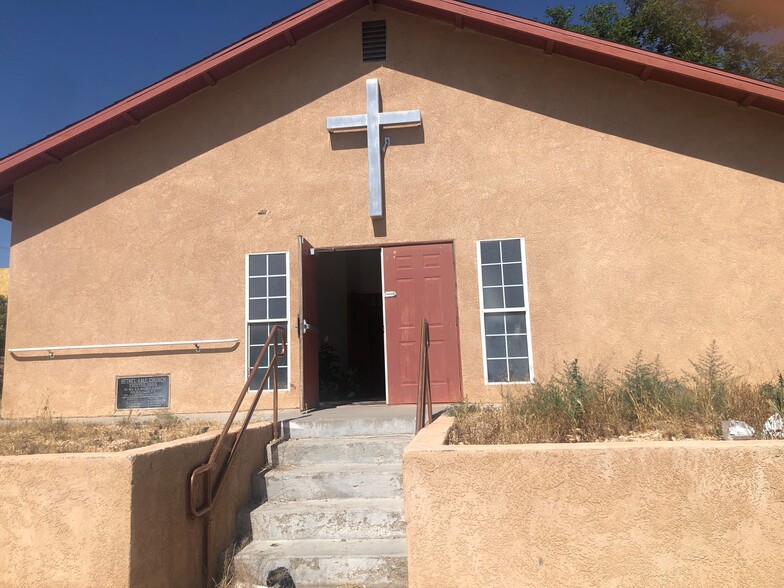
[
  {"x1": 188, "y1": 325, "x2": 286, "y2": 587},
  {"x1": 416, "y1": 318, "x2": 433, "y2": 433}
]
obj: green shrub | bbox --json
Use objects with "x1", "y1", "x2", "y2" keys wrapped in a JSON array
[
  {"x1": 683, "y1": 340, "x2": 736, "y2": 414},
  {"x1": 760, "y1": 374, "x2": 784, "y2": 415}
]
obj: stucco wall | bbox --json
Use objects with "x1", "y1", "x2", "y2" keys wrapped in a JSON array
[
  {"x1": 0, "y1": 422, "x2": 272, "y2": 588},
  {"x1": 404, "y1": 416, "x2": 784, "y2": 587},
  {"x1": 3, "y1": 5, "x2": 784, "y2": 416},
  {"x1": 0, "y1": 453, "x2": 132, "y2": 588}
]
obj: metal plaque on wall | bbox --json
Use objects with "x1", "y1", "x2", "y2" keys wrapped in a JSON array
[{"x1": 116, "y1": 375, "x2": 170, "y2": 410}]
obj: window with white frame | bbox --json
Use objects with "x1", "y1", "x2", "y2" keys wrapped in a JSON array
[
  {"x1": 247, "y1": 252, "x2": 289, "y2": 391},
  {"x1": 477, "y1": 238, "x2": 533, "y2": 383}
]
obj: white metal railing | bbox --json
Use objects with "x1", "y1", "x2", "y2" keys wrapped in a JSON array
[{"x1": 9, "y1": 338, "x2": 239, "y2": 357}]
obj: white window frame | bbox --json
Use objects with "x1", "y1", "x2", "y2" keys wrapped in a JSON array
[
  {"x1": 476, "y1": 238, "x2": 534, "y2": 384},
  {"x1": 245, "y1": 251, "x2": 291, "y2": 392}
]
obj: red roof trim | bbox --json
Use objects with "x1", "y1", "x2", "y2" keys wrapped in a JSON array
[{"x1": 1, "y1": 0, "x2": 783, "y2": 218}]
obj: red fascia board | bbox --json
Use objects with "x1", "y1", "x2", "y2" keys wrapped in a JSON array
[{"x1": 2, "y1": 0, "x2": 784, "y2": 204}]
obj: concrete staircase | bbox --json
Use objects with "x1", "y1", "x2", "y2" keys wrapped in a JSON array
[{"x1": 234, "y1": 411, "x2": 414, "y2": 587}]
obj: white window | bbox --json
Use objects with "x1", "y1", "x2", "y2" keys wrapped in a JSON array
[
  {"x1": 246, "y1": 252, "x2": 289, "y2": 391},
  {"x1": 477, "y1": 238, "x2": 533, "y2": 383}
]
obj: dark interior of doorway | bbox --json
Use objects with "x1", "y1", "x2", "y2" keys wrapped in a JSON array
[{"x1": 316, "y1": 248, "x2": 385, "y2": 403}]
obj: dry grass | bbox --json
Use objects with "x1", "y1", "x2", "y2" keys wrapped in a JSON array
[
  {"x1": 213, "y1": 538, "x2": 254, "y2": 588},
  {"x1": 0, "y1": 408, "x2": 221, "y2": 456},
  {"x1": 448, "y1": 344, "x2": 784, "y2": 445}
]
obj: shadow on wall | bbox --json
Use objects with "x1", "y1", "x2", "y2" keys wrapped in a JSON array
[{"x1": 12, "y1": 8, "x2": 783, "y2": 246}]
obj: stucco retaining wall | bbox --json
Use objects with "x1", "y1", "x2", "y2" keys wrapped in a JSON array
[
  {"x1": 403, "y1": 416, "x2": 784, "y2": 587},
  {"x1": 0, "y1": 422, "x2": 272, "y2": 588}
]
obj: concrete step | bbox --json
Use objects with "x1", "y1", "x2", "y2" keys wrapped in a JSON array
[
  {"x1": 255, "y1": 463, "x2": 403, "y2": 502},
  {"x1": 249, "y1": 497, "x2": 405, "y2": 541},
  {"x1": 268, "y1": 434, "x2": 413, "y2": 466},
  {"x1": 282, "y1": 415, "x2": 414, "y2": 439},
  {"x1": 234, "y1": 538, "x2": 408, "y2": 587}
]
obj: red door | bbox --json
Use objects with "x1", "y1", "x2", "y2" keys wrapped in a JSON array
[
  {"x1": 299, "y1": 236, "x2": 319, "y2": 411},
  {"x1": 383, "y1": 243, "x2": 462, "y2": 404}
]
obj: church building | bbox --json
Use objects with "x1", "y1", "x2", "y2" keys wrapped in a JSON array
[{"x1": 0, "y1": 0, "x2": 782, "y2": 418}]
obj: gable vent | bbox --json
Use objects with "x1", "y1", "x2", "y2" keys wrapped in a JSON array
[{"x1": 362, "y1": 20, "x2": 387, "y2": 62}]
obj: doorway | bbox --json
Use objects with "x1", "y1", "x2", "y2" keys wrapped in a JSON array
[{"x1": 316, "y1": 249, "x2": 385, "y2": 403}]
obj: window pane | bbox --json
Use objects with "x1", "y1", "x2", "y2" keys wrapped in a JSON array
[
  {"x1": 250, "y1": 369, "x2": 264, "y2": 392},
  {"x1": 268, "y1": 253, "x2": 286, "y2": 275},
  {"x1": 487, "y1": 359, "x2": 508, "y2": 382},
  {"x1": 272, "y1": 368, "x2": 288, "y2": 390},
  {"x1": 268, "y1": 298, "x2": 287, "y2": 320},
  {"x1": 501, "y1": 239, "x2": 521, "y2": 262},
  {"x1": 484, "y1": 314, "x2": 505, "y2": 335},
  {"x1": 508, "y1": 359, "x2": 530, "y2": 382},
  {"x1": 507, "y1": 335, "x2": 528, "y2": 358},
  {"x1": 485, "y1": 336, "x2": 507, "y2": 359},
  {"x1": 504, "y1": 286, "x2": 525, "y2": 308},
  {"x1": 248, "y1": 345, "x2": 266, "y2": 369},
  {"x1": 481, "y1": 264, "x2": 502, "y2": 287},
  {"x1": 249, "y1": 255, "x2": 267, "y2": 277},
  {"x1": 249, "y1": 299, "x2": 267, "y2": 320},
  {"x1": 480, "y1": 240, "x2": 501, "y2": 264},
  {"x1": 483, "y1": 287, "x2": 504, "y2": 309},
  {"x1": 268, "y1": 276, "x2": 286, "y2": 297},
  {"x1": 505, "y1": 312, "x2": 526, "y2": 335},
  {"x1": 502, "y1": 263, "x2": 523, "y2": 285},
  {"x1": 249, "y1": 277, "x2": 267, "y2": 298},
  {"x1": 249, "y1": 323, "x2": 269, "y2": 345}
]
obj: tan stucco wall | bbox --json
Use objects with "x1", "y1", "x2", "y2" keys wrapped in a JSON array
[
  {"x1": 404, "y1": 417, "x2": 784, "y2": 587},
  {"x1": 128, "y1": 422, "x2": 272, "y2": 587},
  {"x1": 0, "y1": 454, "x2": 132, "y2": 587},
  {"x1": 0, "y1": 422, "x2": 272, "y2": 588},
  {"x1": 3, "y1": 6, "x2": 783, "y2": 417}
]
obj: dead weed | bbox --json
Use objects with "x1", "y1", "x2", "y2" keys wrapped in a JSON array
[{"x1": 448, "y1": 344, "x2": 784, "y2": 445}]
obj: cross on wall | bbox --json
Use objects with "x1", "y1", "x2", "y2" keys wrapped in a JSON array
[{"x1": 326, "y1": 79, "x2": 422, "y2": 219}]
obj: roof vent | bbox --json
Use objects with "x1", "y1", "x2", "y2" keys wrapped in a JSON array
[{"x1": 362, "y1": 20, "x2": 387, "y2": 62}]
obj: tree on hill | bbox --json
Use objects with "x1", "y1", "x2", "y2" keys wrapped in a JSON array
[{"x1": 545, "y1": 0, "x2": 784, "y2": 84}]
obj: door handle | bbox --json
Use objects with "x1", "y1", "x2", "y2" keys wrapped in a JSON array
[
  {"x1": 384, "y1": 291, "x2": 397, "y2": 298},
  {"x1": 297, "y1": 315, "x2": 314, "y2": 337}
]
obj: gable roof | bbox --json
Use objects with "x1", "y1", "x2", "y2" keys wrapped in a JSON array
[{"x1": 1, "y1": 0, "x2": 783, "y2": 220}]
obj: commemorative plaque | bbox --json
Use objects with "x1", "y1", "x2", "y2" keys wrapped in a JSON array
[{"x1": 116, "y1": 375, "x2": 170, "y2": 409}]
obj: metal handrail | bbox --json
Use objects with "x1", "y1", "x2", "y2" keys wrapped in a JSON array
[
  {"x1": 9, "y1": 338, "x2": 239, "y2": 356},
  {"x1": 187, "y1": 325, "x2": 286, "y2": 587},
  {"x1": 416, "y1": 318, "x2": 433, "y2": 433}
]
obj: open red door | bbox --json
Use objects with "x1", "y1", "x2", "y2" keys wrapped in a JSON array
[
  {"x1": 299, "y1": 236, "x2": 319, "y2": 411},
  {"x1": 383, "y1": 243, "x2": 462, "y2": 404}
]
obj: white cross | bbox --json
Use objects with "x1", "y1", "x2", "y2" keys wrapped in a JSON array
[{"x1": 326, "y1": 79, "x2": 422, "y2": 219}]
